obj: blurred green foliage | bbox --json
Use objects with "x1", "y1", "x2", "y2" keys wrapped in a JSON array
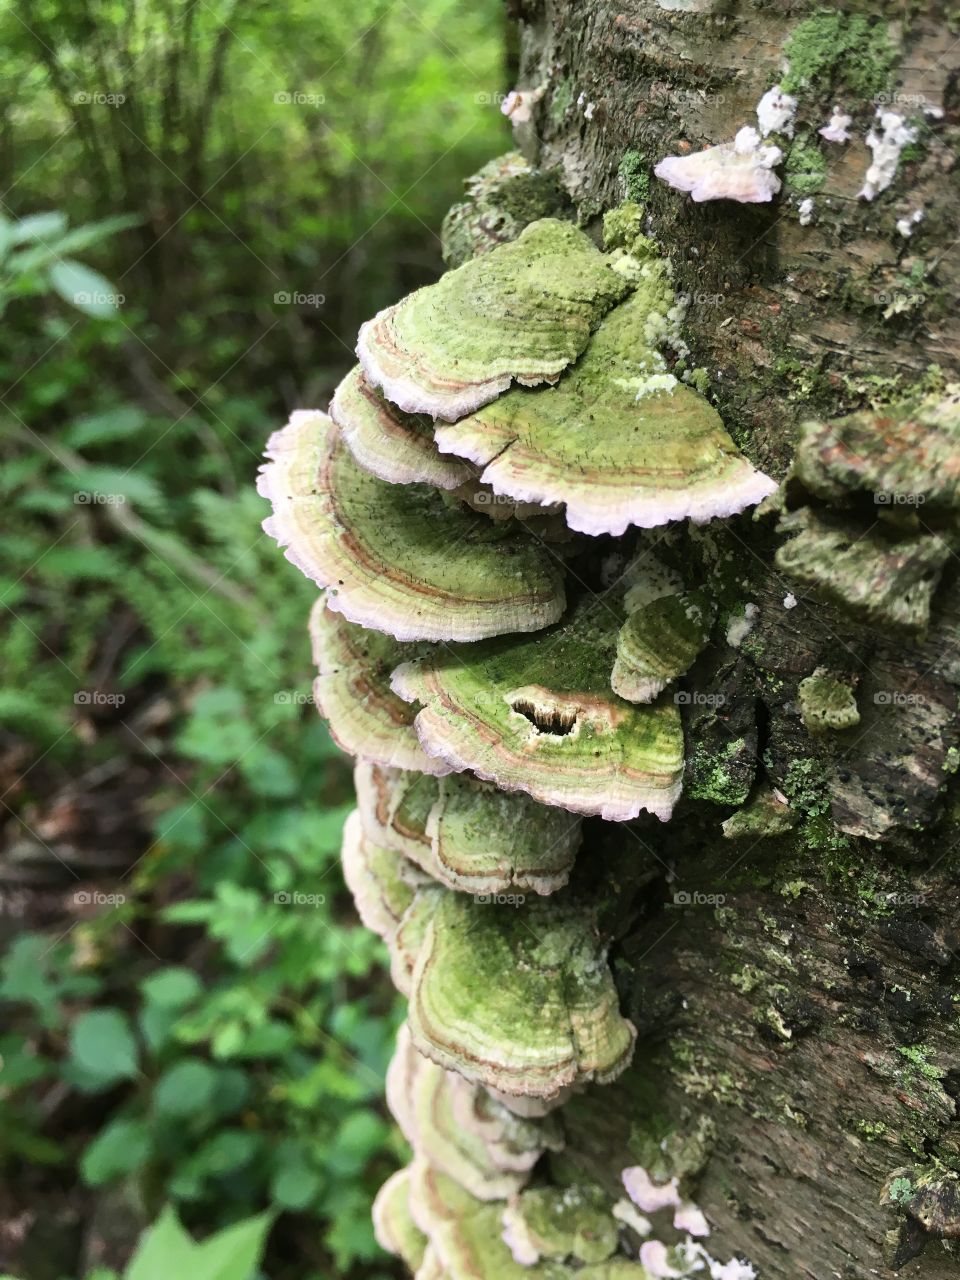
[{"x1": 0, "y1": 2, "x2": 508, "y2": 1277}]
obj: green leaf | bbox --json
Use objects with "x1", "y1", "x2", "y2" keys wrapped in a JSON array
[
  {"x1": 81, "y1": 1118, "x2": 152, "y2": 1186},
  {"x1": 64, "y1": 405, "x2": 148, "y2": 448},
  {"x1": 126, "y1": 1207, "x2": 195, "y2": 1280},
  {"x1": 270, "y1": 1141, "x2": 322, "y2": 1209},
  {"x1": 12, "y1": 211, "x2": 68, "y2": 244},
  {"x1": 193, "y1": 1212, "x2": 273, "y2": 1280},
  {"x1": 63, "y1": 465, "x2": 163, "y2": 512},
  {"x1": 49, "y1": 259, "x2": 121, "y2": 317},
  {"x1": 140, "y1": 967, "x2": 203, "y2": 1009},
  {"x1": 68, "y1": 1009, "x2": 139, "y2": 1087},
  {"x1": 153, "y1": 1059, "x2": 218, "y2": 1118},
  {"x1": 51, "y1": 214, "x2": 139, "y2": 256}
]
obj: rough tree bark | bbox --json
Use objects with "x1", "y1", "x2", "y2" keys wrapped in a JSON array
[{"x1": 497, "y1": 3, "x2": 960, "y2": 1278}]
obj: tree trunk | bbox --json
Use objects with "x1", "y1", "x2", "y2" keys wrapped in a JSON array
[{"x1": 499, "y1": 3, "x2": 960, "y2": 1277}]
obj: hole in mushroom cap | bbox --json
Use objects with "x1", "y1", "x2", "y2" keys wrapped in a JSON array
[{"x1": 507, "y1": 694, "x2": 578, "y2": 737}]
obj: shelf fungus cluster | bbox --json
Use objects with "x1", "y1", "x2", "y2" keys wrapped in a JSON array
[
  {"x1": 259, "y1": 208, "x2": 777, "y2": 1276},
  {"x1": 776, "y1": 395, "x2": 960, "y2": 634}
]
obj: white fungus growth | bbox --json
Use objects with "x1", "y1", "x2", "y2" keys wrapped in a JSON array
[
  {"x1": 674, "y1": 1202, "x2": 710, "y2": 1236},
  {"x1": 635, "y1": 372, "x2": 679, "y2": 400},
  {"x1": 500, "y1": 84, "x2": 545, "y2": 124},
  {"x1": 819, "y1": 107, "x2": 852, "y2": 143},
  {"x1": 621, "y1": 1164, "x2": 756, "y2": 1279},
  {"x1": 797, "y1": 197, "x2": 814, "y2": 226},
  {"x1": 655, "y1": 127, "x2": 782, "y2": 204},
  {"x1": 896, "y1": 209, "x2": 924, "y2": 237},
  {"x1": 622, "y1": 1167, "x2": 681, "y2": 1212},
  {"x1": 783, "y1": 592, "x2": 798, "y2": 609},
  {"x1": 612, "y1": 1197, "x2": 652, "y2": 1237},
  {"x1": 726, "y1": 602, "x2": 758, "y2": 648},
  {"x1": 859, "y1": 110, "x2": 919, "y2": 201},
  {"x1": 575, "y1": 91, "x2": 597, "y2": 119},
  {"x1": 756, "y1": 85, "x2": 797, "y2": 137},
  {"x1": 640, "y1": 1237, "x2": 757, "y2": 1279}
]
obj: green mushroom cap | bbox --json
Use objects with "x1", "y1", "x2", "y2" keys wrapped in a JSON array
[
  {"x1": 372, "y1": 1167, "x2": 428, "y2": 1272},
  {"x1": 502, "y1": 1185, "x2": 619, "y2": 1266},
  {"x1": 392, "y1": 596, "x2": 685, "y2": 822},
  {"x1": 409, "y1": 1161, "x2": 580, "y2": 1280},
  {"x1": 776, "y1": 506, "x2": 951, "y2": 633},
  {"x1": 309, "y1": 599, "x2": 452, "y2": 775},
  {"x1": 387, "y1": 1025, "x2": 533, "y2": 1202},
  {"x1": 612, "y1": 589, "x2": 715, "y2": 704},
  {"x1": 357, "y1": 218, "x2": 629, "y2": 422},
  {"x1": 356, "y1": 765, "x2": 582, "y2": 897},
  {"x1": 433, "y1": 291, "x2": 776, "y2": 536},
  {"x1": 797, "y1": 667, "x2": 860, "y2": 733},
  {"x1": 331, "y1": 364, "x2": 475, "y2": 490},
  {"x1": 788, "y1": 396, "x2": 960, "y2": 514},
  {"x1": 427, "y1": 774, "x2": 582, "y2": 896},
  {"x1": 258, "y1": 411, "x2": 566, "y2": 642},
  {"x1": 407, "y1": 891, "x2": 636, "y2": 1101},
  {"x1": 339, "y1": 809, "x2": 418, "y2": 946}
]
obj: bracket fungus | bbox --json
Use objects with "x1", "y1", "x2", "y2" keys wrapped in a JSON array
[
  {"x1": 776, "y1": 399, "x2": 959, "y2": 632},
  {"x1": 434, "y1": 294, "x2": 776, "y2": 536},
  {"x1": 309, "y1": 600, "x2": 452, "y2": 775},
  {"x1": 356, "y1": 218, "x2": 629, "y2": 420},
  {"x1": 355, "y1": 763, "x2": 581, "y2": 898},
  {"x1": 390, "y1": 884, "x2": 445, "y2": 999},
  {"x1": 258, "y1": 411, "x2": 566, "y2": 641},
  {"x1": 393, "y1": 596, "x2": 685, "y2": 822},
  {"x1": 387, "y1": 1026, "x2": 531, "y2": 1202},
  {"x1": 797, "y1": 668, "x2": 860, "y2": 733},
  {"x1": 260, "y1": 158, "x2": 784, "y2": 1270},
  {"x1": 331, "y1": 364, "x2": 475, "y2": 490},
  {"x1": 612, "y1": 590, "x2": 715, "y2": 704},
  {"x1": 654, "y1": 128, "x2": 783, "y2": 204},
  {"x1": 502, "y1": 1185, "x2": 619, "y2": 1266},
  {"x1": 787, "y1": 399, "x2": 960, "y2": 514},
  {"x1": 777, "y1": 508, "x2": 951, "y2": 634},
  {"x1": 425, "y1": 773, "x2": 582, "y2": 895},
  {"x1": 340, "y1": 808, "x2": 420, "y2": 948},
  {"x1": 373, "y1": 1168, "x2": 428, "y2": 1274},
  {"x1": 441, "y1": 151, "x2": 571, "y2": 270},
  {"x1": 406, "y1": 891, "x2": 636, "y2": 1101},
  {"x1": 408, "y1": 1160, "x2": 564, "y2": 1279},
  {"x1": 450, "y1": 1071, "x2": 564, "y2": 1173},
  {"x1": 354, "y1": 761, "x2": 439, "y2": 874}
]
